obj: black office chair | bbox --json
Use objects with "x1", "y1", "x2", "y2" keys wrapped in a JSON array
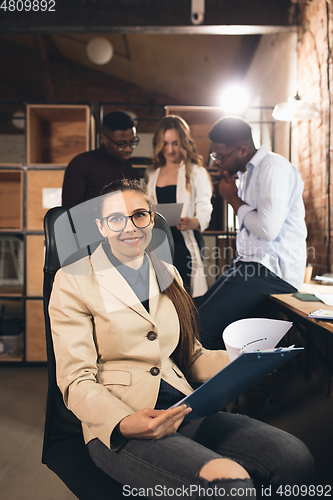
[{"x1": 41, "y1": 206, "x2": 174, "y2": 500}]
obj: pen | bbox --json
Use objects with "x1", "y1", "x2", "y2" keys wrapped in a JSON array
[{"x1": 239, "y1": 345, "x2": 295, "y2": 354}]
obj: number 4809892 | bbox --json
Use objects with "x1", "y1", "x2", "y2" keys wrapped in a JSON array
[{"x1": 0, "y1": 0, "x2": 56, "y2": 11}]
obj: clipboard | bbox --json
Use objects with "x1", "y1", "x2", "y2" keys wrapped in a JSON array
[{"x1": 172, "y1": 347, "x2": 303, "y2": 421}]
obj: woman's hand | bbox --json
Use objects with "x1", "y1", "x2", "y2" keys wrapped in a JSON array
[
  {"x1": 177, "y1": 217, "x2": 200, "y2": 231},
  {"x1": 118, "y1": 404, "x2": 192, "y2": 440}
]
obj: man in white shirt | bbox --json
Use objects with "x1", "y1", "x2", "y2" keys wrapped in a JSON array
[{"x1": 197, "y1": 116, "x2": 307, "y2": 350}]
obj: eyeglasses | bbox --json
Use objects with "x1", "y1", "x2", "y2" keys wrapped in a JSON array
[
  {"x1": 209, "y1": 146, "x2": 241, "y2": 164},
  {"x1": 104, "y1": 134, "x2": 140, "y2": 152},
  {"x1": 101, "y1": 210, "x2": 153, "y2": 232}
]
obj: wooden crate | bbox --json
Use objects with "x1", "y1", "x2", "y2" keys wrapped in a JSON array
[
  {"x1": 26, "y1": 235, "x2": 44, "y2": 297},
  {"x1": 0, "y1": 170, "x2": 23, "y2": 230},
  {"x1": 0, "y1": 298, "x2": 24, "y2": 361},
  {"x1": 26, "y1": 104, "x2": 93, "y2": 166},
  {"x1": 25, "y1": 299, "x2": 46, "y2": 361},
  {"x1": 26, "y1": 169, "x2": 65, "y2": 231},
  {"x1": 0, "y1": 235, "x2": 24, "y2": 296}
]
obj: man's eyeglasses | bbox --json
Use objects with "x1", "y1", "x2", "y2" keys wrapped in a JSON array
[
  {"x1": 101, "y1": 210, "x2": 153, "y2": 232},
  {"x1": 104, "y1": 134, "x2": 140, "y2": 152},
  {"x1": 209, "y1": 146, "x2": 241, "y2": 164}
]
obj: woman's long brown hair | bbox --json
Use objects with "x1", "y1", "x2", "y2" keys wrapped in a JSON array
[
  {"x1": 98, "y1": 179, "x2": 200, "y2": 373},
  {"x1": 150, "y1": 115, "x2": 204, "y2": 192},
  {"x1": 147, "y1": 248, "x2": 200, "y2": 373}
]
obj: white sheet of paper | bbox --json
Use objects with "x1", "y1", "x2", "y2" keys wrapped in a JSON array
[
  {"x1": 153, "y1": 203, "x2": 183, "y2": 227},
  {"x1": 308, "y1": 309, "x2": 333, "y2": 319},
  {"x1": 314, "y1": 293, "x2": 333, "y2": 306},
  {"x1": 314, "y1": 274, "x2": 333, "y2": 283},
  {"x1": 222, "y1": 318, "x2": 293, "y2": 362}
]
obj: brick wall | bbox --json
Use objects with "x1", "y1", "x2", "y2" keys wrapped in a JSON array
[
  {"x1": 244, "y1": 15, "x2": 332, "y2": 278},
  {"x1": 245, "y1": 32, "x2": 297, "y2": 161},
  {"x1": 298, "y1": 0, "x2": 333, "y2": 275}
]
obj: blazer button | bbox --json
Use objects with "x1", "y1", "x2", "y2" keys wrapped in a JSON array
[
  {"x1": 147, "y1": 331, "x2": 157, "y2": 341},
  {"x1": 150, "y1": 367, "x2": 160, "y2": 376}
]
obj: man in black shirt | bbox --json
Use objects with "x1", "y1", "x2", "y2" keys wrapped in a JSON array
[{"x1": 62, "y1": 111, "x2": 140, "y2": 208}]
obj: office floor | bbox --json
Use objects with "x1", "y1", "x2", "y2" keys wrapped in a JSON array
[
  {"x1": 0, "y1": 363, "x2": 332, "y2": 500},
  {"x1": 0, "y1": 366, "x2": 76, "y2": 500},
  {"x1": 234, "y1": 365, "x2": 333, "y2": 488}
]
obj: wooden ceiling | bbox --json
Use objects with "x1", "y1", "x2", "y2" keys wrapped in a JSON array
[
  {"x1": 0, "y1": 0, "x2": 297, "y2": 34},
  {"x1": 0, "y1": 0, "x2": 298, "y2": 106},
  {"x1": 50, "y1": 32, "x2": 263, "y2": 104}
]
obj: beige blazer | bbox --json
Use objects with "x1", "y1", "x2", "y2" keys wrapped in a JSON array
[{"x1": 49, "y1": 244, "x2": 229, "y2": 450}]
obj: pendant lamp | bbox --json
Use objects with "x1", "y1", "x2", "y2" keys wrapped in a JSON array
[
  {"x1": 86, "y1": 37, "x2": 113, "y2": 65},
  {"x1": 272, "y1": 91, "x2": 319, "y2": 121}
]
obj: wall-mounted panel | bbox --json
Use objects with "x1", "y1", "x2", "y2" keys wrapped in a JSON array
[
  {"x1": 26, "y1": 235, "x2": 44, "y2": 297},
  {"x1": 26, "y1": 169, "x2": 64, "y2": 231},
  {"x1": 0, "y1": 170, "x2": 23, "y2": 230},
  {"x1": 25, "y1": 299, "x2": 46, "y2": 362}
]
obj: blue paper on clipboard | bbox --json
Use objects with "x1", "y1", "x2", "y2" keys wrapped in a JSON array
[{"x1": 173, "y1": 347, "x2": 303, "y2": 421}]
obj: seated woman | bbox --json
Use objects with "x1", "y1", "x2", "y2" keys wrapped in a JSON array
[{"x1": 49, "y1": 178, "x2": 314, "y2": 500}]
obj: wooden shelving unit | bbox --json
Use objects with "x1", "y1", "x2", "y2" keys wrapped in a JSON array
[
  {"x1": 0, "y1": 102, "x2": 274, "y2": 363},
  {"x1": 0, "y1": 103, "x2": 95, "y2": 363},
  {"x1": 26, "y1": 104, "x2": 94, "y2": 166},
  {"x1": 26, "y1": 169, "x2": 65, "y2": 231},
  {"x1": 0, "y1": 170, "x2": 23, "y2": 231}
]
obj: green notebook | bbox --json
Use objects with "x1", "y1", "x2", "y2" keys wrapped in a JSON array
[{"x1": 292, "y1": 293, "x2": 322, "y2": 302}]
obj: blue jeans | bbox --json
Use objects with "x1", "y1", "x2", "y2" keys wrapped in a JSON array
[{"x1": 88, "y1": 412, "x2": 314, "y2": 500}]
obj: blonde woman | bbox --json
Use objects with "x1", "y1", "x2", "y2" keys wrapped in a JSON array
[{"x1": 146, "y1": 115, "x2": 212, "y2": 298}]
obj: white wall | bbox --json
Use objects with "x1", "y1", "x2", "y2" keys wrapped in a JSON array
[{"x1": 244, "y1": 32, "x2": 298, "y2": 164}]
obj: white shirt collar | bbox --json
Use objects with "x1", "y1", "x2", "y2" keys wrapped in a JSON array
[{"x1": 246, "y1": 145, "x2": 269, "y2": 170}]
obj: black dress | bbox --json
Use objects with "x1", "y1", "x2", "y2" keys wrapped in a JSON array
[{"x1": 156, "y1": 185, "x2": 191, "y2": 291}]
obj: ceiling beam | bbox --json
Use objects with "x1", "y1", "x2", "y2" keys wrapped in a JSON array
[
  {"x1": 230, "y1": 34, "x2": 262, "y2": 78},
  {"x1": 0, "y1": 0, "x2": 298, "y2": 34}
]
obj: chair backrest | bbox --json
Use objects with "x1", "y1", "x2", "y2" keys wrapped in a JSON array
[{"x1": 42, "y1": 206, "x2": 174, "y2": 461}]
